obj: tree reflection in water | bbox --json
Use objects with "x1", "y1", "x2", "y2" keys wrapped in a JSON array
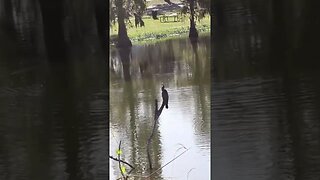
[{"x1": 110, "y1": 36, "x2": 211, "y2": 179}]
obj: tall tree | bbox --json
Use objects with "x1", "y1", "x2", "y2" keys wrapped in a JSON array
[
  {"x1": 114, "y1": 0, "x2": 132, "y2": 48},
  {"x1": 180, "y1": 0, "x2": 210, "y2": 41},
  {"x1": 188, "y1": 0, "x2": 198, "y2": 40},
  {"x1": 94, "y1": 0, "x2": 108, "y2": 55},
  {"x1": 110, "y1": 0, "x2": 146, "y2": 48},
  {"x1": 38, "y1": 0, "x2": 66, "y2": 60},
  {"x1": 198, "y1": 0, "x2": 210, "y2": 11}
]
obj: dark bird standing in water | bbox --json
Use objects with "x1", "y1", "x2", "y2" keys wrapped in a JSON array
[{"x1": 162, "y1": 85, "x2": 169, "y2": 109}]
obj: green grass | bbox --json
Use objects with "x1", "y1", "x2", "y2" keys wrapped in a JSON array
[{"x1": 110, "y1": 15, "x2": 211, "y2": 45}]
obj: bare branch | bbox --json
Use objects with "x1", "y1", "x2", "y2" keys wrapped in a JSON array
[
  {"x1": 147, "y1": 97, "x2": 166, "y2": 170},
  {"x1": 109, "y1": 155, "x2": 135, "y2": 170},
  {"x1": 187, "y1": 168, "x2": 196, "y2": 180},
  {"x1": 148, "y1": 147, "x2": 190, "y2": 178}
]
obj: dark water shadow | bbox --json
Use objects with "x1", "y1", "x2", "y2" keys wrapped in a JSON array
[{"x1": 212, "y1": 1, "x2": 320, "y2": 179}]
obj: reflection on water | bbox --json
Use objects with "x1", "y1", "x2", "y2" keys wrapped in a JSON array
[
  {"x1": 1, "y1": 1, "x2": 107, "y2": 179},
  {"x1": 110, "y1": 36, "x2": 211, "y2": 179},
  {"x1": 213, "y1": 1, "x2": 320, "y2": 179},
  {"x1": 213, "y1": 76, "x2": 320, "y2": 180},
  {"x1": 0, "y1": 47, "x2": 108, "y2": 179}
]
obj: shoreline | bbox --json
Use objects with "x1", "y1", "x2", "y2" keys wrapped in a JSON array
[
  {"x1": 110, "y1": 16, "x2": 211, "y2": 46},
  {"x1": 110, "y1": 27, "x2": 210, "y2": 46}
]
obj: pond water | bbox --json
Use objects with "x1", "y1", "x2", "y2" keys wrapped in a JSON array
[
  {"x1": 109, "y1": 35, "x2": 211, "y2": 179},
  {"x1": 0, "y1": 49, "x2": 108, "y2": 179},
  {"x1": 212, "y1": 1, "x2": 320, "y2": 179}
]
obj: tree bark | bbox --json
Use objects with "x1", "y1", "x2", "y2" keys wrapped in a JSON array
[
  {"x1": 2, "y1": 0, "x2": 15, "y2": 34},
  {"x1": 38, "y1": 0, "x2": 66, "y2": 60},
  {"x1": 94, "y1": 0, "x2": 108, "y2": 57},
  {"x1": 115, "y1": 0, "x2": 132, "y2": 48},
  {"x1": 119, "y1": 47, "x2": 132, "y2": 81},
  {"x1": 189, "y1": 0, "x2": 198, "y2": 40},
  {"x1": 147, "y1": 98, "x2": 166, "y2": 169}
]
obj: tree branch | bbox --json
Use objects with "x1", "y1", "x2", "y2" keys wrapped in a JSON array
[
  {"x1": 148, "y1": 147, "x2": 190, "y2": 178},
  {"x1": 147, "y1": 96, "x2": 166, "y2": 169},
  {"x1": 109, "y1": 155, "x2": 135, "y2": 170}
]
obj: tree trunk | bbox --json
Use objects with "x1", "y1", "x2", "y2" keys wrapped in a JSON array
[
  {"x1": 94, "y1": 0, "x2": 108, "y2": 57},
  {"x1": 1, "y1": 0, "x2": 20, "y2": 41},
  {"x1": 119, "y1": 47, "x2": 132, "y2": 81},
  {"x1": 189, "y1": 0, "x2": 198, "y2": 40},
  {"x1": 38, "y1": 0, "x2": 66, "y2": 60},
  {"x1": 115, "y1": 0, "x2": 132, "y2": 48}
]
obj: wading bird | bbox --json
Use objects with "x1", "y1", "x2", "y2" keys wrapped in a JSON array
[{"x1": 162, "y1": 85, "x2": 169, "y2": 109}]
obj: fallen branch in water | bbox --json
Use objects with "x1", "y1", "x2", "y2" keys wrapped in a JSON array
[
  {"x1": 147, "y1": 147, "x2": 190, "y2": 178},
  {"x1": 147, "y1": 98, "x2": 165, "y2": 170},
  {"x1": 109, "y1": 141, "x2": 136, "y2": 179},
  {"x1": 109, "y1": 155, "x2": 135, "y2": 170},
  {"x1": 187, "y1": 168, "x2": 196, "y2": 180},
  {"x1": 119, "y1": 146, "x2": 190, "y2": 179}
]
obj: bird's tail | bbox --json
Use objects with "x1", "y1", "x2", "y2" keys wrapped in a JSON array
[{"x1": 166, "y1": 104, "x2": 168, "y2": 109}]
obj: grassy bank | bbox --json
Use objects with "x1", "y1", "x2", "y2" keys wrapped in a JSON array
[{"x1": 110, "y1": 15, "x2": 210, "y2": 45}]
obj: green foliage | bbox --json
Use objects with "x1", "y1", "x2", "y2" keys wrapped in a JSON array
[
  {"x1": 179, "y1": 0, "x2": 210, "y2": 21},
  {"x1": 110, "y1": 15, "x2": 210, "y2": 44},
  {"x1": 121, "y1": 166, "x2": 127, "y2": 174},
  {"x1": 198, "y1": 0, "x2": 210, "y2": 9},
  {"x1": 109, "y1": 0, "x2": 147, "y2": 27},
  {"x1": 109, "y1": 1, "x2": 117, "y2": 26},
  {"x1": 133, "y1": 0, "x2": 147, "y2": 15},
  {"x1": 116, "y1": 149, "x2": 123, "y2": 155}
]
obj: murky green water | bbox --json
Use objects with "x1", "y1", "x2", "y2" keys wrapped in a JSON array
[
  {"x1": 109, "y1": 36, "x2": 211, "y2": 179},
  {"x1": 0, "y1": 26, "x2": 108, "y2": 179},
  {"x1": 212, "y1": 1, "x2": 320, "y2": 179}
]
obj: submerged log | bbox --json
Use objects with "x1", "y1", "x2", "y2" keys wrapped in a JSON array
[{"x1": 147, "y1": 96, "x2": 166, "y2": 169}]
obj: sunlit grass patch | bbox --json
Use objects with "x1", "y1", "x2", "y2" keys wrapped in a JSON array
[{"x1": 109, "y1": 15, "x2": 210, "y2": 45}]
